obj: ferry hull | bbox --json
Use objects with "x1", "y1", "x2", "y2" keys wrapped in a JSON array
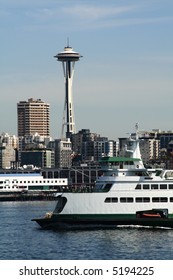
[{"x1": 32, "y1": 214, "x2": 173, "y2": 230}]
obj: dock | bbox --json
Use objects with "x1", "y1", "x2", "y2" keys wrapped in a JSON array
[{"x1": 0, "y1": 191, "x2": 58, "y2": 202}]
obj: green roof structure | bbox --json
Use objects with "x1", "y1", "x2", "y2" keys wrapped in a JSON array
[{"x1": 99, "y1": 157, "x2": 141, "y2": 163}]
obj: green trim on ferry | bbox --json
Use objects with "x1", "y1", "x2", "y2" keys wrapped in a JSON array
[
  {"x1": 99, "y1": 157, "x2": 141, "y2": 163},
  {"x1": 52, "y1": 213, "x2": 136, "y2": 221},
  {"x1": 51, "y1": 213, "x2": 173, "y2": 221}
]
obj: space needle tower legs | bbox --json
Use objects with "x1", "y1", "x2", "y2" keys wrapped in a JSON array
[{"x1": 54, "y1": 43, "x2": 82, "y2": 139}]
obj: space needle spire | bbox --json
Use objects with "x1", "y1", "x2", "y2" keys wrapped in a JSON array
[{"x1": 54, "y1": 41, "x2": 82, "y2": 139}]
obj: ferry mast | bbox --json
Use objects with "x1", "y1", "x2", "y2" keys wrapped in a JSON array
[{"x1": 54, "y1": 42, "x2": 82, "y2": 139}]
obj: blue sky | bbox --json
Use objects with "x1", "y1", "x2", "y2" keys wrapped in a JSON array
[{"x1": 0, "y1": 0, "x2": 173, "y2": 140}]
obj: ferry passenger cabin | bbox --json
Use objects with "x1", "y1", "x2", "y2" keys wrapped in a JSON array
[
  {"x1": 0, "y1": 173, "x2": 68, "y2": 192},
  {"x1": 98, "y1": 156, "x2": 148, "y2": 177}
]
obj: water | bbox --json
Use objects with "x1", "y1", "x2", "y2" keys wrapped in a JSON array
[{"x1": 0, "y1": 201, "x2": 173, "y2": 260}]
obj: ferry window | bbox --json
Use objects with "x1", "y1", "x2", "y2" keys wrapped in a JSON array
[
  {"x1": 151, "y1": 184, "x2": 158, "y2": 189},
  {"x1": 105, "y1": 198, "x2": 111, "y2": 203},
  {"x1": 127, "y1": 197, "x2": 133, "y2": 203},
  {"x1": 104, "y1": 183, "x2": 112, "y2": 192},
  {"x1": 160, "y1": 197, "x2": 168, "y2": 202},
  {"x1": 120, "y1": 197, "x2": 133, "y2": 203},
  {"x1": 169, "y1": 184, "x2": 173, "y2": 190},
  {"x1": 136, "y1": 197, "x2": 150, "y2": 203},
  {"x1": 135, "y1": 184, "x2": 141, "y2": 190},
  {"x1": 0, "y1": 181, "x2": 3, "y2": 184},
  {"x1": 170, "y1": 197, "x2": 173, "y2": 202},
  {"x1": 152, "y1": 197, "x2": 167, "y2": 202},
  {"x1": 136, "y1": 197, "x2": 142, "y2": 202},
  {"x1": 104, "y1": 197, "x2": 118, "y2": 203},
  {"x1": 143, "y1": 184, "x2": 150, "y2": 190},
  {"x1": 160, "y1": 184, "x2": 167, "y2": 190},
  {"x1": 143, "y1": 197, "x2": 150, "y2": 202},
  {"x1": 54, "y1": 196, "x2": 67, "y2": 213},
  {"x1": 135, "y1": 171, "x2": 142, "y2": 176},
  {"x1": 94, "y1": 184, "x2": 105, "y2": 191}
]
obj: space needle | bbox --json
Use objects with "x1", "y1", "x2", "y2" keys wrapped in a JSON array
[{"x1": 54, "y1": 42, "x2": 82, "y2": 139}]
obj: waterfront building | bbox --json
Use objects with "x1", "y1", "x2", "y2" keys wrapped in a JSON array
[
  {"x1": 0, "y1": 133, "x2": 18, "y2": 168},
  {"x1": 93, "y1": 139, "x2": 115, "y2": 161},
  {"x1": 0, "y1": 144, "x2": 16, "y2": 169},
  {"x1": 71, "y1": 129, "x2": 118, "y2": 164},
  {"x1": 54, "y1": 138, "x2": 72, "y2": 168},
  {"x1": 17, "y1": 98, "x2": 50, "y2": 137},
  {"x1": 18, "y1": 133, "x2": 52, "y2": 166},
  {"x1": 20, "y1": 149, "x2": 54, "y2": 168},
  {"x1": 72, "y1": 129, "x2": 99, "y2": 155},
  {"x1": 18, "y1": 133, "x2": 52, "y2": 151},
  {"x1": 139, "y1": 138, "x2": 160, "y2": 165},
  {"x1": 0, "y1": 133, "x2": 18, "y2": 149},
  {"x1": 157, "y1": 131, "x2": 173, "y2": 149}
]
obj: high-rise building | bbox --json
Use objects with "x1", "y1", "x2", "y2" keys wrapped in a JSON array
[{"x1": 17, "y1": 98, "x2": 50, "y2": 137}]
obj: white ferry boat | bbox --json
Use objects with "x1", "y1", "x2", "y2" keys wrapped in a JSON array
[
  {"x1": 0, "y1": 173, "x2": 67, "y2": 193},
  {"x1": 33, "y1": 130, "x2": 173, "y2": 229}
]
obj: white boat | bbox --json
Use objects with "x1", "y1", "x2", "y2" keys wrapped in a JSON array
[
  {"x1": 0, "y1": 173, "x2": 67, "y2": 193},
  {"x1": 32, "y1": 129, "x2": 173, "y2": 229}
]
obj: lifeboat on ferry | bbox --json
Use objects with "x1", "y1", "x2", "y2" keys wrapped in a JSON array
[
  {"x1": 136, "y1": 209, "x2": 168, "y2": 219},
  {"x1": 140, "y1": 213, "x2": 161, "y2": 218}
]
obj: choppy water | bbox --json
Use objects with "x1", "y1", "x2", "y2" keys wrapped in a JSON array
[{"x1": 0, "y1": 201, "x2": 173, "y2": 260}]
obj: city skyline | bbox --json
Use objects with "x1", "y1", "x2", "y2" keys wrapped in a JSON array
[{"x1": 0, "y1": 0, "x2": 173, "y2": 140}]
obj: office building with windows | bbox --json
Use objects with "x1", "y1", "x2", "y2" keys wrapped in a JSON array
[{"x1": 17, "y1": 98, "x2": 50, "y2": 137}]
